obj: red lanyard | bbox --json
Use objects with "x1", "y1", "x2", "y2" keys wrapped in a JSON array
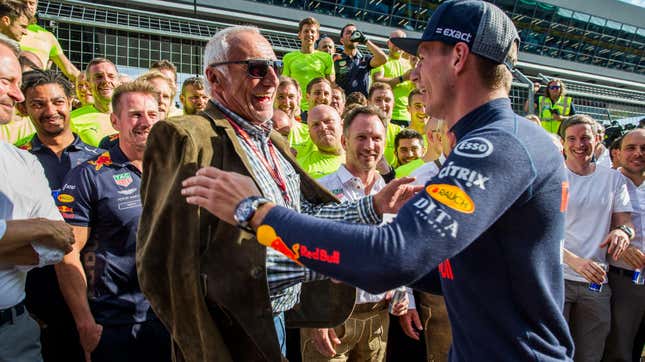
[{"x1": 227, "y1": 118, "x2": 292, "y2": 205}]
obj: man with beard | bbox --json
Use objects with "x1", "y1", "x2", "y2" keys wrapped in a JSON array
[
  {"x1": 283, "y1": 17, "x2": 334, "y2": 113},
  {"x1": 334, "y1": 23, "x2": 386, "y2": 96},
  {"x1": 70, "y1": 58, "x2": 121, "y2": 147},
  {"x1": 16, "y1": 69, "x2": 101, "y2": 361},
  {"x1": 55, "y1": 80, "x2": 171, "y2": 362},
  {"x1": 603, "y1": 128, "x2": 645, "y2": 362},
  {"x1": 180, "y1": 76, "x2": 209, "y2": 115},
  {"x1": 296, "y1": 104, "x2": 345, "y2": 179},
  {"x1": 0, "y1": 34, "x2": 75, "y2": 362}
]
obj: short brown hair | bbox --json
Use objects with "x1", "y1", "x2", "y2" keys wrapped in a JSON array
[
  {"x1": 85, "y1": 57, "x2": 117, "y2": 79},
  {"x1": 473, "y1": 41, "x2": 517, "y2": 91},
  {"x1": 558, "y1": 114, "x2": 597, "y2": 140},
  {"x1": 298, "y1": 17, "x2": 320, "y2": 32},
  {"x1": 278, "y1": 76, "x2": 301, "y2": 96},
  {"x1": 150, "y1": 59, "x2": 177, "y2": 81},
  {"x1": 181, "y1": 76, "x2": 205, "y2": 95},
  {"x1": 345, "y1": 91, "x2": 367, "y2": 109},
  {"x1": 111, "y1": 80, "x2": 160, "y2": 116},
  {"x1": 137, "y1": 70, "x2": 176, "y2": 99},
  {"x1": 343, "y1": 105, "x2": 386, "y2": 135},
  {"x1": 407, "y1": 88, "x2": 424, "y2": 105},
  {"x1": 0, "y1": 0, "x2": 31, "y2": 22},
  {"x1": 368, "y1": 82, "x2": 392, "y2": 100},
  {"x1": 306, "y1": 77, "x2": 331, "y2": 94}
]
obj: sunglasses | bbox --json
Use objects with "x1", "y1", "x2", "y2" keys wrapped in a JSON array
[
  {"x1": 209, "y1": 59, "x2": 283, "y2": 79},
  {"x1": 548, "y1": 85, "x2": 561, "y2": 90}
]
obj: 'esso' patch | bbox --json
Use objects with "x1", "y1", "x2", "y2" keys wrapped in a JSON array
[{"x1": 454, "y1": 137, "x2": 493, "y2": 158}]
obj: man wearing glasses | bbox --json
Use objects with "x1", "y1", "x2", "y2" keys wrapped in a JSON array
[{"x1": 137, "y1": 26, "x2": 411, "y2": 361}]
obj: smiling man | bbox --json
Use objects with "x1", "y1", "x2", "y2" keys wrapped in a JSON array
[
  {"x1": 137, "y1": 25, "x2": 420, "y2": 362},
  {"x1": 70, "y1": 58, "x2": 121, "y2": 147},
  {"x1": 283, "y1": 17, "x2": 335, "y2": 113},
  {"x1": 182, "y1": 1, "x2": 576, "y2": 360},
  {"x1": 56, "y1": 80, "x2": 169, "y2": 362},
  {"x1": 16, "y1": 69, "x2": 101, "y2": 362}
]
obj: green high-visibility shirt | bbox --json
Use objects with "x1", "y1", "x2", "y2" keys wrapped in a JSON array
[
  {"x1": 395, "y1": 158, "x2": 425, "y2": 178},
  {"x1": 282, "y1": 50, "x2": 334, "y2": 111},
  {"x1": 296, "y1": 147, "x2": 345, "y2": 179},
  {"x1": 70, "y1": 105, "x2": 116, "y2": 147},
  {"x1": 384, "y1": 122, "x2": 402, "y2": 167}
]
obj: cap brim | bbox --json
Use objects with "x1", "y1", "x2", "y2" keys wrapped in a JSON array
[{"x1": 390, "y1": 37, "x2": 424, "y2": 56}]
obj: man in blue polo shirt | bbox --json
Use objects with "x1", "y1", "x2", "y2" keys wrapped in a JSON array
[
  {"x1": 182, "y1": 1, "x2": 575, "y2": 360},
  {"x1": 17, "y1": 69, "x2": 101, "y2": 362},
  {"x1": 334, "y1": 23, "x2": 387, "y2": 96},
  {"x1": 56, "y1": 80, "x2": 170, "y2": 362}
]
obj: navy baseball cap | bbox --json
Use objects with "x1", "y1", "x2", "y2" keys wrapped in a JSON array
[{"x1": 391, "y1": 0, "x2": 520, "y2": 69}]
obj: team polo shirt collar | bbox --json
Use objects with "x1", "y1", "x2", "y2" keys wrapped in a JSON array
[
  {"x1": 210, "y1": 99, "x2": 273, "y2": 141},
  {"x1": 451, "y1": 98, "x2": 512, "y2": 141},
  {"x1": 107, "y1": 143, "x2": 135, "y2": 169},
  {"x1": 29, "y1": 133, "x2": 85, "y2": 153}
]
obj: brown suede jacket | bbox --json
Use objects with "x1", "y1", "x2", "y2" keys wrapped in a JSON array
[{"x1": 137, "y1": 103, "x2": 356, "y2": 362}]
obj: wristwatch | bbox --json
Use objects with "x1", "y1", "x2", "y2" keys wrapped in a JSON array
[
  {"x1": 614, "y1": 225, "x2": 635, "y2": 240},
  {"x1": 234, "y1": 196, "x2": 271, "y2": 232}
]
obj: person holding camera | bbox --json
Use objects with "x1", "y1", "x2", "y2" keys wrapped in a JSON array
[
  {"x1": 334, "y1": 24, "x2": 387, "y2": 97},
  {"x1": 539, "y1": 78, "x2": 576, "y2": 134}
]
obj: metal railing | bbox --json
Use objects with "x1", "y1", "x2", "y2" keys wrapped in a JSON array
[{"x1": 39, "y1": 0, "x2": 645, "y2": 123}]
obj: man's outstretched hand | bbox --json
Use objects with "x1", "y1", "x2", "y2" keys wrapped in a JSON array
[{"x1": 373, "y1": 177, "x2": 423, "y2": 215}]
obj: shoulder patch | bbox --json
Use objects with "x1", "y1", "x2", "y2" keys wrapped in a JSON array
[
  {"x1": 426, "y1": 184, "x2": 475, "y2": 214},
  {"x1": 87, "y1": 152, "x2": 112, "y2": 171},
  {"x1": 453, "y1": 137, "x2": 493, "y2": 158}
]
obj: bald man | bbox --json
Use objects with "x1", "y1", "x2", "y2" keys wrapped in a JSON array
[{"x1": 295, "y1": 104, "x2": 344, "y2": 179}]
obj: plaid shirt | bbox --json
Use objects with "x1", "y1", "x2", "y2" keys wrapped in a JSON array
[{"x1": 212, "y1": 100, "x2": 380, "y2": 312}]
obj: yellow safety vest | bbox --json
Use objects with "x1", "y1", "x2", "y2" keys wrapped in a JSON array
[{"x1": 539, "y1": 96, "x2": 572, "y2": 134}]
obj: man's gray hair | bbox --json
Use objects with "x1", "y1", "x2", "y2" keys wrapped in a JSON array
[
  {"x1": 0, "y1": 33, "x2": 19, "y2": 56},
  {"x1": 203, "y1": 25, "x2": 261, "y2": 93}
]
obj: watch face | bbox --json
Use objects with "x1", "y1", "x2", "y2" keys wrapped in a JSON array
[{"x1": 234, "y1": 197, "x2": 256, "y2": 225}]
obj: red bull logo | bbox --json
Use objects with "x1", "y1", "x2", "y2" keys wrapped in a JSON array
[{"x1": 257, "y1": 225, "x2": 342, "y2": 265}]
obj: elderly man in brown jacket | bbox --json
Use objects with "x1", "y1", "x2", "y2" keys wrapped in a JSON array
[{"x1": 137, "y1": 26, "x2": 405, "y2": 362}]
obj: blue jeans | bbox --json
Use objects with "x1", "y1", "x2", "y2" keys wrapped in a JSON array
[{"x1": 273, "y1": 312, "x2": 286, "y2": 356}]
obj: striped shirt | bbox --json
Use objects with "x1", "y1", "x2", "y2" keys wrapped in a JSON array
[{"x1": 212, "y1": 100, "x2": 380, "y2": 312}]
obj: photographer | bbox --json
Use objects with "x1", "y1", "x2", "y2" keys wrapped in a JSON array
[{"x1": 334, "y1": 24, "x2": 387, "y2": 96}]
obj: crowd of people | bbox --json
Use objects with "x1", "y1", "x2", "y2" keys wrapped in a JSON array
[{"x1": 0, "y1": 0, "x2": 643, "y2": 361}]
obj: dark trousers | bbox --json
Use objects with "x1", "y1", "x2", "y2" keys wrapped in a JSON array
[
  {"x1": 91, "y1": 319, "x2": 171, "y2": 362},
  {"x1": 602, "y1": 268, "x2": 645, "y2": 362},
  {"x1": 40, "y1": 318, "x2": 84, "y2": 362}
]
